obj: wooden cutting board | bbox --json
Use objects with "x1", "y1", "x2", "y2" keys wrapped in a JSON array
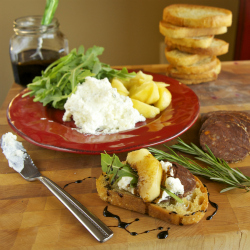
[{"x1": 1, "y1": 61, "x2": 250, "y2": 249}]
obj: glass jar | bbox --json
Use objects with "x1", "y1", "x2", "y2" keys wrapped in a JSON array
[{"x1": 9, "y1": 15, "x2": 69, "y2": 87}]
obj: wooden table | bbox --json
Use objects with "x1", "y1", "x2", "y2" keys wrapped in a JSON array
[{"x1": 1, "y1": 61, "x2": 250, "y2": 249}]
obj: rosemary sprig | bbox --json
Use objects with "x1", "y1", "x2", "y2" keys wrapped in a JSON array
[{"x1": 148, "y1": 138, "x2": 250, "y2": 193}]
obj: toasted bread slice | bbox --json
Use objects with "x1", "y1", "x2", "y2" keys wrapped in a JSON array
[
  {"x1": 166, "y1": 58, "x2": 221, "y2": 79},
  {"x1": 173, "y1": 56, "x2": 218, "y2": 74},
  {"x1": 176, "y1": 76, "x2": 218, "y2": 85},
  {"x1": 163, "y1": 4, "x2": 232, "y2": 28},
  {"x1": 166, "y1": 38, "x2": 229, "y2": 56},
  {"x1": 160, "y1": 21, "x2": 227, "y2": 38},
  {"x1": 165, "y1": 35, "x2": 214, "y2": 49},
  {"x1": 165, "y1": 49, "x2": 210, "y2": 67},
  {"x1": 96, "y1": 174, "x2": 208, "y2": 226}
]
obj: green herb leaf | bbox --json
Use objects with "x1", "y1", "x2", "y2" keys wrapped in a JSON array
[
  {"x1": 148, "y1": 138, "x2": 250, "y2": 193},
  {"x1": 101, "y1": 152, "x2": 138, "y2": 186},
  {"x1": 23, "y1": 46, "x2": 136, "y2": 109},
  {"x1": 161, "y1": 186, "x2": 184, "y2": 203}
]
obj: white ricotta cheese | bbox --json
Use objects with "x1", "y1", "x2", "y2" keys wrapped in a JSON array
[
  {"x1": 117, "y1": 176, "x2": 135, "y2": 194},
  {"x1": 0, "y1": 132, "x2": 27, "y2": 173},
  {"x1": 160, "y1": 161, "x2": 174, "y2": 176},
  {"x1": 62, "y1": 76, "x2": 145, "y2": 135},
  {"x1": 165, "y1": 177, "x2": 184, "y2": 195},
  {"x1": 157, "y1": 163, "x2": 184, "y2": 203}
]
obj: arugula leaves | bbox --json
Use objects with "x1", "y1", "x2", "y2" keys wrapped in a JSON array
[
  {"x1": 23, "y1": 45, "x2": 136, "y2": 109},
  {"x1": 101, "y1": 153, "x2": 138, "y2": 187}
]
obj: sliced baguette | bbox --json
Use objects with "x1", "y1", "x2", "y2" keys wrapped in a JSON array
[
  {"x1": 96, "y1": 174, "x2": 208, "y2": 226},
  {"x1": 165, "y1": 38, "x2": 229, "y2": 56},
  {"x1": 166, "y1": 58, "x2": 221, "y2": 79},
  {"x1": 165, "y1": 49, "x2": 210, "y2": 67},
  {"x1": 160, "y1": 21, "x2": 227, "y2": 38},
  {"x1": 175, "y1": 76, "x2": 218, "y2": 85},
  {"x1": 165, "y1": 35, "x2": 214, "y2": 49},
  {"x1": 163, "y1": 4, "x2": 232, "y2": 28},
  {"x1": 173, "y1": 56, "x2": 218, "y2": 74}
]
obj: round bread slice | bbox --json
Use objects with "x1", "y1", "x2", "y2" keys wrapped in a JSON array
[
  {"x1": 165, "y1": 38, "x2": 229, "y2": 56},
  {"x1": 163, "y1": 4, "x2": 232, "y2": 28},
  {"x1": 159, "y1": 21, "x2": 228, "y2": 38},
  {"x1": 174, "y1": 56, "x2": 218, "y2": 74},
  {"x1": 166, "y1": 58, "x2": 221, "y2": 79},
  {"x1": 165, "y1": 35, "x2": 214, "y2": 49},
  {"x1": 199, "y1": 114, "x2": 250, "y2": 163},
  {"x1": 165, "y1": 49, "x2": 210, "y2": 67},
  {"x1": 175, "y1": 76, "x2": 218, "y2": 85},
  {"x1": 96, "y1": 174, "x2": 208, "y2": 226}
]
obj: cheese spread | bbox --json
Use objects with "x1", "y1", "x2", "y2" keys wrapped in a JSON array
[
  {"x1": 63, "y1": 77, "x2": 145, "y2": 135},
  {"x1": 117, "y1": 176, "x2": 135, "y2": 194},
  {"x1": 0, "y1": 132, "x2": 26, "y2": 173},
  {"x1": 157, "y1": 161, "x2": 184, "y2": 203},
  {"x1": 160, "y1": 161, "x2": 174, "y2": 176}
]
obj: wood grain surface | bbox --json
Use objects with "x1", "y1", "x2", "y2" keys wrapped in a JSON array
[{"x1": 1, "y1": 61, "x2": 250, "y2": 250}]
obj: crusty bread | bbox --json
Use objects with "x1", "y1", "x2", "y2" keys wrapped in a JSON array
[
  {"x1": 170, "y1": 56, "x2": 218, "y2": 74},
  {"x1": 175, "y1": 76, "x2": 218, "y2": 85},
  {"x1": 165, "y1": 35, "x2": 214, "y2": 49},
  {"x1": 163, "y1": 4, "x2": 232, "y2": 28},
  {"x1": 96, "y1": 174, "x2": 208, "y2": 226},
  {"x1": 159, "y1": 21, "x2": 227, "y2": 38},
  {"x1": 165, "y1": 49, "x2": 210, "y2": 67},
  {"x1": 166, "y1": 57, "x2": 221, "y2": 79},
  {"x1": 165, "y1": 38, "x2": 229, "y2": 56}
]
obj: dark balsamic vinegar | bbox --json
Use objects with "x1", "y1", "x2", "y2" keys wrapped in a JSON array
[
  {"x1": 63, "y1": 177, "x2": 96, "y2": 189},
  {"x1": 11, "y1": 49, "x2": 61, "y2": 87},
  {"x1": 103, "y1": 206, "x2": 170, "y2": 238},
  {"x1": 157, "y1": 228, "x2": 170, "y2": 239},
  {"x1": 203, "y1": 184, "x2": 219, "y2": 220}
]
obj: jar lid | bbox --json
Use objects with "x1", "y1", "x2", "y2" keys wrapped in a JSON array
[{"x1": 13, "y1": 15, "x2": 59, "y2": 34}]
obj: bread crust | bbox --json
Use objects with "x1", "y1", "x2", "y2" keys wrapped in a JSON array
[
  {"x1": 174, "y1": 56, "x2": 218, "y2": 74},
  {"x1": 165, "y1": 49, "x2": 210, "y2": 67},
  {"x1": 159, "y1": 21, "x2": 227, "y2": 38},
  {"x1": 96, "y1": 174, "x2": 208, "y2": 225},
  {"x1": 163, "y1": 4, "x2": 232, "y2": 28},
  {"x1": 175, "y1": 76, "x2": 217, "y2": 85},
  {"x1": 165, "y1": 38, "x2": 229, "y2": 56},
  {"x1": 166, "y1": 58, "x2": 221, "y2": 79},
  {"x1": 165, "y1": 35, "x2": 214, "y2": 49}
]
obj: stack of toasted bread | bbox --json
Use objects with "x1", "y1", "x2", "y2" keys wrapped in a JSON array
[{"x1": 160, "y1": 4, "x2": 232, "y2": 84}]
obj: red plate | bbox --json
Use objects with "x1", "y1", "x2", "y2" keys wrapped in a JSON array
[{"x1": 7, "y1": 73, "x2": 199, "y2": 154}]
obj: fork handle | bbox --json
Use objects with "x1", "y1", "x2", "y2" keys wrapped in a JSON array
[{"x1": 38, "y1": 176, "x2": 113, "y2": 242}]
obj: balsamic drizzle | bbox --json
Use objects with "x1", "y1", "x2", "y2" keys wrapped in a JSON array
[
  {"x1": 157, "y1": 227, "x2": 171, "y2": 239},
  {"x1": 206, "y1": 192, "x2": 219, "y2": 220},
  {"x1": 63, "y1": 176, "x2": 96, "y2": 189},
  {"x1": 203, "y1": 184, "x2": 219, "y2": 220},
  {"x1": 103, "y1": 206, "x2": 170, "y2": 238}
]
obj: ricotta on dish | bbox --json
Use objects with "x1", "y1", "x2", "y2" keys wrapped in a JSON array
[
  {"x1": 0, "y1": 132, "x2": 26, "y2": 173},
  {"x1": 62, "y1": 77, "x2": 145, "y2": 135}
]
